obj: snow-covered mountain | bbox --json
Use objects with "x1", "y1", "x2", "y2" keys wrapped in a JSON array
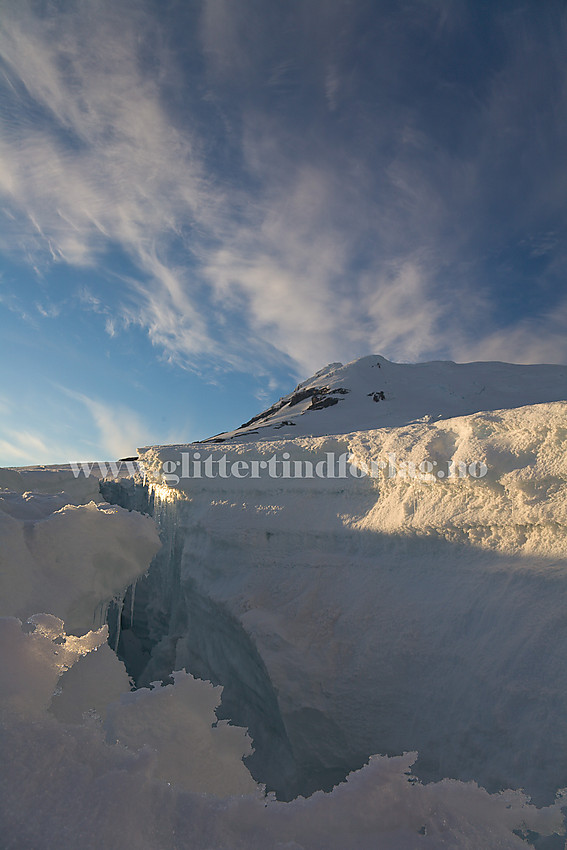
[{"x1": 199, "y1": 355, "x2": 567, "y2": 444}]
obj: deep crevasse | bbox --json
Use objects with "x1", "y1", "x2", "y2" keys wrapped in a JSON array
[{"x1": 107, "y1": 401, "x2": 567, "y2": 804}]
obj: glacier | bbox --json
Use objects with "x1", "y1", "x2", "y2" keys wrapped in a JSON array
[{"x1": 1, "y1": 355, "x2": 567, "y2": 848}]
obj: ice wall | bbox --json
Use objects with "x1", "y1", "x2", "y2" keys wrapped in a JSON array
[
  {"x1": 101, "y1": 481, "x2": 300, "y2": 798},
  {"x1": 126, "y1": 401, "x2": 567, "y2": 803}
]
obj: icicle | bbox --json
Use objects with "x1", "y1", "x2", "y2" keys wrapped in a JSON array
[
  {"x1": 92, "y1": 600, "x2": 102, "y2": 630},
  {"x1": 93, "y1": 599, "x2": 110, "y2": 630},
  {"x1": 114, "y1": 594, "x2": 124, "y2": 653},
  {"x1": 129, "y1": 578, "x2": 137, "y2": 627}
]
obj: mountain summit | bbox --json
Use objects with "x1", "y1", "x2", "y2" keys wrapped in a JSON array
[{"x1": 202, "y1": 355, "x2": 567, "y2": 444}]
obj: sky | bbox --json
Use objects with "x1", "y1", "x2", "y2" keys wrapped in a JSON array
[{"x1": 1, "y1": 0, "x2": 567, "y2": 464}]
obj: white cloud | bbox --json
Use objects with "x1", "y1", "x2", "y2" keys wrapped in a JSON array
[
  {"x1": 61, "y1": 389, "x2": 152, "y2": 459},
  {"x1": 0, "y1": 428, "x2": 69, "y2": 466},
  {"x1": 0, "y1": 0, "x2": 219, "y2": 350},
  {"x1": 0, "y1": 382, "x2": 153, "y2": 465},
  {"x1": 35, "y1": 302, "x2": 61, "y2": 319},
  {"x1": 0, "y1": 0, "x2": 565, "y2": 383},
  {"x1": 455, "y1": 296, "x2": 567, "y2": 366}
]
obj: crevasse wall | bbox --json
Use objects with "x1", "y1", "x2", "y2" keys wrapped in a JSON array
[
  {"x1": 109, "y1": 402, "x2": 567, "y2": 803},
  {"x1": 102, "y1": 480, "x2": 301, "y2": 798}
]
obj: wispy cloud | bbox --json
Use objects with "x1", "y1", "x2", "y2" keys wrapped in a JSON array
[
  {"x1": 35, "y1": 301, "x2": 61, "y2": 319},
  {"x1": 457, "y1": 296, "x2": 567, "y2": 365},
  {"x1": 0, "y1": 0, "x2": 566, "y2": 379},
  {"x1": 0, "y1": 427, "x2": 75, "y2": 467},
  {"x1": 0, "y1": 0, "x2": 219, "y2": 351},
  {"x1": 0, "y1": 431, "x2": 51, "y2": 465},
  {"x1": 60, "y1": 387, "x2": 152, "y2": 458},
  {"x1": 0, "y1": 381, "x2": 155, "y2": 465}
]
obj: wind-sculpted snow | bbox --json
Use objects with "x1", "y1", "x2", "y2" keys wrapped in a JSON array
[
  {"x1": 1, "y1": 715, "x2": 565, "y2": 849},
  {"x1": 0, "y1": 616, "x2": 259, "y2": 794},
  {"x1": 0, "y1": 497, "x2": 160, "y2": 634},
  {"x1": 1, "y1": 612, "x2": 565, "y2": 848},
  {"x1": 105, "y1": 670, "x2": 258, "y2": 795},
  {"x1": 346, "y1": 401, "x2": 567, "y2": 554}
]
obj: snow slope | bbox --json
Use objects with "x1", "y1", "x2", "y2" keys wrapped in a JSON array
[{"x1": 189, "y1": 355, "x2": 567, "y2": 445}]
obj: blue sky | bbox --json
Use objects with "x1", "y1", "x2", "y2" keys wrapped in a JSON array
[{"x1": 1, "y1": 0, "x2": 566, "y2": 464}]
